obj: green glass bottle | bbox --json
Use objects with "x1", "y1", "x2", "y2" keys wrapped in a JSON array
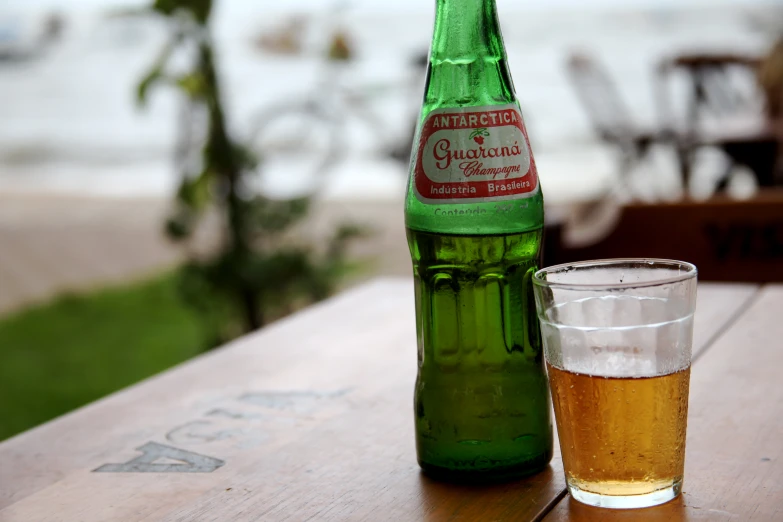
[{"x1": 405, "y1": 0, "x2": 552, "y2": 481}]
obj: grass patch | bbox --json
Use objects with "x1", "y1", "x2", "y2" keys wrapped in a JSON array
[{"x1": 0, "y1": 272, "x2": 207, "y2": 441}]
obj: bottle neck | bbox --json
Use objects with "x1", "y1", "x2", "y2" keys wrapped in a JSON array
[
  {"x1": 432, "y1": 0, "x2": 503, "y2": 62},
  {"x1": 425, "y1": 0, "x2": 515, "y2": 108}
]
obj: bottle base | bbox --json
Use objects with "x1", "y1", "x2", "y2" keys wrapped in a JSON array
[{"x1": 418, "y1": 452, "x2": 552, "y2": 484}]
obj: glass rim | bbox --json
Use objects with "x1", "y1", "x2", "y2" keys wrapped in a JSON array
[{"x1": 533, "y1": 258, "x2": 698, "y2": 291}]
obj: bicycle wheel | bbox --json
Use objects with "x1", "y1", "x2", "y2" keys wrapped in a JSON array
[{"x1": 246, "y1": 99, "x2": 342, "y2": 199}]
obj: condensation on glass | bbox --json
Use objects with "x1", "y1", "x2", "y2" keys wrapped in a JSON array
[{"x1": 534, "y1": 259, "x2": 697, "y2": 509}]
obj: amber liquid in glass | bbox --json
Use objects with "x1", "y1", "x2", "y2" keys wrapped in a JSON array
[{"x1": 548, "y1": 363, "x2": 690, "y2": 496}]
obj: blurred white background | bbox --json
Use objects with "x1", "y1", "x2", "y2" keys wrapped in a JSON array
[{"x1": 0, "y1": 0, "x2": 778, "y2": 202}]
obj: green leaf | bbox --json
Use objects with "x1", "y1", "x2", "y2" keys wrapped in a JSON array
[
  {"x1": 468, "y1": 127, "x2": 488, "y2": 139},
  {"x1": 189, "y1": 0, "x2": 213, "y2": 23},
  {"x1": 137, "y1": 68, "x2": 162, "y2": 106},
  {"x1": 152, "y1": 0, "x2": 212, "y2": 23},
  {"x1": 151, "y1": 0, "x2": 179, "y2": 16},
  {"x1": 165, "y1": 214, "x2": 192, "y2": 240},
  {"x1": 136, "y1": 38, "x2": 177, "y2": 106},
  {"x1": 247, "y1": 196, "x2": 311, "y2": 234},
  {"x1": 176, "y1": 73, "x2": 206, "y2": 100},
  {"x1": 176, "y1": 172, "x2": 213, "y2": 211},
  {"x1": 233, "y1": 144, "x2": 260, "y2": 170},
  {"x1": 255, "y1": 249, "x2": 314, "y2": 289}
]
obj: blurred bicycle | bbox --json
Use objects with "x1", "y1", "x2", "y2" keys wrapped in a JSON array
[{"x1": 245, "y1": 4, "x2": 426, "y2": 197}]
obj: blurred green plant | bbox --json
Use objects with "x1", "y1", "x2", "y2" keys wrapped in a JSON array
[
  {"x1": 136, "y1": 0, "x2": 365, "y2": 340},
  {"x1": 0, "y1": 272, "x2": 205, "y2": 440}
]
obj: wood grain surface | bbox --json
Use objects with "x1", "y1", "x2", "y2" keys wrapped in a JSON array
[
  {"x1": 0, "y1": 279, "x2": 763, "y2": 521},
  {"x1": 690, "y1": 283, "x2": 758, "y2": 360},
  {"x1": 545, "y1": 285, "x2": 783, "y2": 521}
]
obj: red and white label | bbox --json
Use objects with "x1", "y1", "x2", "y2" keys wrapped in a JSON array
[{"x1": 413, "y1": 104, "x2": 539, "y2": 203}]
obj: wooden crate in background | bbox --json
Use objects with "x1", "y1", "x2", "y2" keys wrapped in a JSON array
[{"x1": 545, "y1": 189, "x2": 783, "y2": 282}]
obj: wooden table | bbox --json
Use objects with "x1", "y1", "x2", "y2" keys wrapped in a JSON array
[{"x1": 1, "y1": 279, "x2": 781, "y2": 521}]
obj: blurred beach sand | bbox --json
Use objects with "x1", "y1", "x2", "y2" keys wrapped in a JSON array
[{"x1": 0, "y1": 194, "x2": 411, "y2": 315}]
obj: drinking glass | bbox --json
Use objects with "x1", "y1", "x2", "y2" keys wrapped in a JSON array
[{"x1": 532, "y1": 259, "x2": 697, "y2": 509}]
